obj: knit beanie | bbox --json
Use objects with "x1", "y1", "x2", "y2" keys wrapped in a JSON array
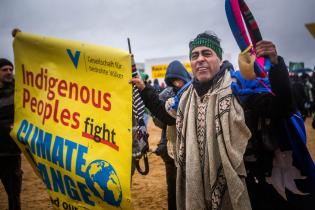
[
  {"x1": 140, "y1": 72, "x2": 149, "y2": 81},
  {"x1": 189, "y1": 32, "x2": 223, "y2": 60},
  {"x1": 0, "y1": 58, "x2": 13, "y2": 69}
]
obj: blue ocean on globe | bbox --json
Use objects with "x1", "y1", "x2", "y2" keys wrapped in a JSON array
[{"x1": 85, "y1": 159, "x2": 122, "y2": 207}]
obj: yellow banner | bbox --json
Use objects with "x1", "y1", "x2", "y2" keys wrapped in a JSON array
[
  {"x1": 305, "y1": 22, "x2": 315, "y2": 39},
  {"x1": 151, "y1": 62, "x2": 191, "y2": 79},
  {"x1": 12, "y1": 32, "x2": 133, "y2": 210}
]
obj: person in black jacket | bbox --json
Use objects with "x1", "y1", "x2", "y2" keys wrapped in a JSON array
[
  {"x1": 153, "y1": 60, "x2": 191, "y2": 210},
  {"x1": 290, "y1": 74, "x2": 308, "y2": 120},
  {"x1": 131, "y1": 32, "x2": 307, "y2": 210},
  {"x1": 0, "y1": 58, "x2": 22, "y2": 210}
]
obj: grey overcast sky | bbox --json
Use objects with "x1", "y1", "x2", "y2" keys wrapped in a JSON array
[{"x1": 1, "y1": 0, "x2": 315, "y2": 68}]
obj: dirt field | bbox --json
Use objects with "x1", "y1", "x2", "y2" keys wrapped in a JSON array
[{"x1": 1, "y1": 117, "x2": 314, "y2": 210}]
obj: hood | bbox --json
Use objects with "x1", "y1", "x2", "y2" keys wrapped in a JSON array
[{"x1": 165, "y1": 60, "x2": 191, "y2": 86}]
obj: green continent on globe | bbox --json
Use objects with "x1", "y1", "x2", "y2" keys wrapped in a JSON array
[{"x1": 85, "y1": 160, "x2": 122, "y2": 207}]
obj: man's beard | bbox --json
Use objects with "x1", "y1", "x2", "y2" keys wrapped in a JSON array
[{"x1": 2, "y1": 77, "x2": 13, "y2": 84}]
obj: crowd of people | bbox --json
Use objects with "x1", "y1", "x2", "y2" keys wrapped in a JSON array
[
  {"x1": 1, "y1": 30, "x2": 315, "y2": 210},
  {"x1": 290, "y1": 72, "x2": 315, "y2": 126},
  {"x1": 131, "y1": 31, "x2": 315, "y2": 210}
]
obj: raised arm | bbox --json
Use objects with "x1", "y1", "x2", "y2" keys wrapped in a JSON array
[{"x1": 130, "y1": 77, "x2": 176, "y2": 125}]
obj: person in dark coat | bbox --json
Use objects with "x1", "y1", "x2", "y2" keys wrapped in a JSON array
[
  {"x1": 153, "y1": 60, "x2": 191, "y2": 210},
  {"x1": 153, "y1": 78, "x2": 161, "y2": 93},
  {"x1": 0, "y1": 58, "x2": 22, "y2": 210},
  {"x1": 290, "y1": 74, "x2": 308, "y2": 120}
]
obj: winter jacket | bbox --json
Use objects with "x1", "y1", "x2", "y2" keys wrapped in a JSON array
[
  {"x1": 140, "y1": 60, "x2": 191, "y2": 125},
  {"x1": 0, "y1": 81, "x2": 20, "y2": 156}
]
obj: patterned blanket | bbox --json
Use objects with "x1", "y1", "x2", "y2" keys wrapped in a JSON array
[{"x1": 175, "y1": 69, "x2": 252, "y2": 210}]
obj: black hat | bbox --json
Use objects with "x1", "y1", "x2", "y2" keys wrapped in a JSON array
[{"x1": 0, "y1": 58, "x2": 13, "y2": 69}]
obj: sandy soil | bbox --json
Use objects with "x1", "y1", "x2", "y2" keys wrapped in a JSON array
[{"x1": 1, "y1": 117, "x2": 314, "y2": 210}]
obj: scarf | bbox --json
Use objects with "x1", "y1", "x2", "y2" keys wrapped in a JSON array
[
  {"x1": 175, "y1": 69, "x2": 252, "y2": 210},
  {"x1": 193, "y1": 61, "x2": 233, "y2": 97},
  {"x1": 225, "y1": 0, "x2": 271, "y2": 79}
]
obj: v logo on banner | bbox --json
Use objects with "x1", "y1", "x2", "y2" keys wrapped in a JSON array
[{"x1": 66, "y1": 49, "x2": 80, "y2": 69}]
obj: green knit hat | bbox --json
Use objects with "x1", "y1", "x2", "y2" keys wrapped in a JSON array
[{"x1": 189, "y1": 32, "x2": 223, "y2": 60}]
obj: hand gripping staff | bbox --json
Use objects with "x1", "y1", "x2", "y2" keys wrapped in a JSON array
[
  {"x1": 128, "y1": 38, "x2": 149, "y2": 175},
  {"x1": 225, "y1": 0, "x2": 271, "y2": 79}
]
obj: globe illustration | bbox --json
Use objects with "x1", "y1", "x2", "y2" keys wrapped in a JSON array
[{"x1": 85, "y1": 160, "x2": 122, "y2": 207}]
